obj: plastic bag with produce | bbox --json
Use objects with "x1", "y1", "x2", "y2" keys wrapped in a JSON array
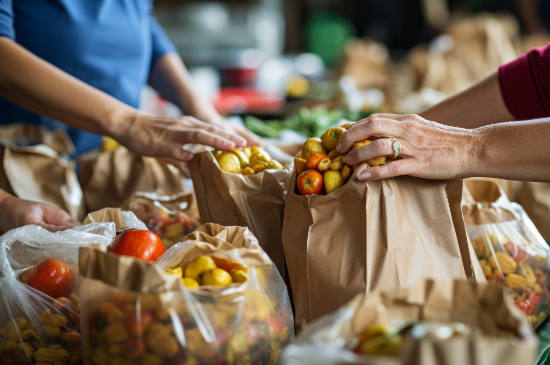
[
  {"x1": 190, "y1": 148, "x2": 291, "y2": 279},
  {"x1": 463, "y1": 179, "x2": 550, "y2": 328},
  {"x1": 121, "y1": 191, "x2": 199, "y2": 249},
  {"x1": 0, "y1": 222, "x2": 115, "y2": 365},
  {"x1": 79, "y1": 223, "x2": 293, "y2": 365},
  {"x1": 281, "y1": 279, "x2": 536, "y2": 365}
]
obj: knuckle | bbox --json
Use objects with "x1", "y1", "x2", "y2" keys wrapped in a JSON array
[{"x1": 388, "y1": 162, "x2": 400, "y2": 176}]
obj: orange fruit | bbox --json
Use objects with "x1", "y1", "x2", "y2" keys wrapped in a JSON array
[
  {"x1": 109, "y1": 230, "x2": 166, "y2": 262},
  {"x1": 306, "y1": 153, "x2": 328, "y2": 169},
  {"x1": 26, "y1": 258, "x2": 75, "y2": 298},
  {"x1": 297, "y1": 169, "x2": 323, "y2": 195}
]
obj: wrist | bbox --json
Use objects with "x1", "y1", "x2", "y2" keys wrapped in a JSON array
[
  {"x1": 103, "y1": 105, "x2": 139, "y2": 140},
  {"x1": 464, "y1": 127, "x2": 494, "y2": 178}
]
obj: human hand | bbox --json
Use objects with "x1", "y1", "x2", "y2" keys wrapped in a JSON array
[
  {"x1": 0, "y1": 193, "x2": 79, "y2": 234},
  {"x1": 111, "y1": 111, "x2": 248, "y2": 162},
  {"x1": 194, "y1": 109, "x2": 262, "y2": 146},
  {"x1": 336, "y1": 114, "x2": 477, "y2": 181}
]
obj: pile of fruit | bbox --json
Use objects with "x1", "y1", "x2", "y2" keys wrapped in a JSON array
[
  {"x1": 472, "y1": 229, "x2": 550, "y2": 326},
  {"x1": 0, "y1": 258, "x2": 81, "y2": 365},
  {"x1": 215, "y1": 147, "x2": 283, "y2": 174},
  {"x1": 166, "y1": 255, "x2": 249, "y2": 288},
  {"x1": 354, "y1": 321, "x2": 474, "y2": 357},
  {"x1": 85, "y1": 288, "x2": 291, "y2": 365},
  {"x1": 294, "y1": 124, "x2": 386, "y2": 195}
]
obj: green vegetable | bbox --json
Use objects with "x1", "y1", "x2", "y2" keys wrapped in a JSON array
[{"x1": 244, "y1": 106, "x2": 375, "y2": 139}]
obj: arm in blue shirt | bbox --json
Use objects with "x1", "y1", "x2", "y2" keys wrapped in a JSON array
[
  {"x1": 150, "y1": 15, "x2": 177, "y2": 70},
  {"x1": 0, "y1": 0, "x2": 14, "y2": 39}
]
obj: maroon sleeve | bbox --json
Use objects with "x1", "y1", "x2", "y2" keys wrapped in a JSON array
[{"x1": 498, "y1": 43, "x2": 550, "y2": 120}]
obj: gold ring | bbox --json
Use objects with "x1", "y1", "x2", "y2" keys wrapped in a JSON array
[{"x1": 391, "y1": 137, "x2": 403, "y2": 159}]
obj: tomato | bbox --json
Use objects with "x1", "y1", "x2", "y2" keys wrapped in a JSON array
[
  {"x1": 297, "y1": 169, "x2": 323, "y2": 195},
  {"x1": 306, "y1": 153, "x2": 328, "y2": 169},
  {"x1": 108, "y1": 230, "x2": 165, "y2": 262},
  {"x1": 26, "y1": 258, "x2": 75, "y2": 298}
]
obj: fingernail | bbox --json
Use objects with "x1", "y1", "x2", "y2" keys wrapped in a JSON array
[{"x1": 359, "y1": 171, "x2": 372, "y2": 180}]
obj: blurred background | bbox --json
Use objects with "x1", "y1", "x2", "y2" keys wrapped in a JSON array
[{"x1": 144, "y1": 0, "x2": 550, "y2": 140}]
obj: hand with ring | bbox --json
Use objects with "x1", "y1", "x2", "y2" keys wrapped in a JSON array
[{"x1": 336, "y1": 113, "x2": 476, "y2": 181}]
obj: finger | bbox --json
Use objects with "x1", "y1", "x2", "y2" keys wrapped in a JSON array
[
  {"x1": 233, "y1": 125, "x2": 262, "y2": 146},
  {"x1": 336, "y1": 116, "x2": 404, "y2": 153},
  {"x1": 200, "y1": 122, "x2": 247, "y2": 148},
  {"x1": 179, "y1": 129, "x2": 237, "y2": 151},
  {"x1": 343, "y1": 138, "x2": 408, "y2": 166},
  {"x1": 161, "y1": 157, "x2": 191, "y2": 177},
  {"x1": 356, "y1": 159, "x2": 417, "y2": 180},
  {"x1": 39, "y1": 222, "x2": 76, "y2": 232}
]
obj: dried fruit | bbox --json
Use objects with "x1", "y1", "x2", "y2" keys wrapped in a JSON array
[
  {"x1": 506, "y1": 273, "x2": 527, "y2": 290},
  {"x1": 302, "y1": 138, "x2": 326, "y2": 160},
  {"x1": 184, "y1": 256, "x2": 217, "y2": 280},
  {"x1": 324, "y1": 170, "x2": 344, "y2": 193},
  {"x1": 490, "y1": 252, "x2": 517, "y2": 274},
  {"x1": 341, "y1": 165, "x2": 353, "y2": 180},
  {"x1": 321, "y1": 127, "x2": 345, "y2": 150},
  {"x1": 232, "y1": 148, "x2": 249, "y2": 167},
  {"x1": 216, "y1": 152, "x2": 241, "y2": 173},
  {"x1": 317, "y1": 157, "x2": 331, "y2": 172},
  {"x1": 329, "y1": 156, "x2": 344, "y2": 171},
  {"x1": 202, "y1": 268, "x2": 232, "y2": 287},
  {"x1": 294, "y1": 156, "x2": 307, "y2": 174}
]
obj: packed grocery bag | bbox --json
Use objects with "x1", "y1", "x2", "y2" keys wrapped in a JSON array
[
  {"x1": 463, "y1": 179, "x2": 550, "y2": 327},
  {"x1": 283, "y1": 131, "x2": 484, "y2": 328},
  {"x1": 281, "y1": 278, "x2": 536, "y2": 365},
  {"x1": 79, "y1": 223, "x2": 293, "y2": 365},
  {"x1": 190, "y1": 149, "x2": 292, "y2": 279},
  {"x1": 0, "y1": 222, "x2": 116, "y2": 364},
  {"x1": 121, "y1": 191, "x2": 200, "y2": 248}
]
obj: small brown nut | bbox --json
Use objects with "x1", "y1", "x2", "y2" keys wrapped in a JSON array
[
  {"x1": 241, "y1": 167, "x2": 255, "y2": 175},
  {"x1": 59, "y1": 331, "x2": 80, "y2": 346},
  {"x1": 317, "y1": 157, "x2": 331, "y2": 171},
  {"x1": 329, "y1": 156, "x2": 343, "y2": 171},
  {"x1": 103, "y1": 322, "x2": 128, "y2": 343},
  {"x1": 141, "y1": 354, "x2": 163, "y2": 365},
  {"x1": 0, "y1": 340, "x2": 17, "y2": 353},
  {"x1": 34, "y1": 347, "x2": 69, "y2": 363},
  {"x1": 341, "y1": 165, "x2": 352, "y2": 180},
  {"x1": 40, "y1": 312, "x2": 67, "y2": 327},
  {"x1": 42, "y1": 325, "x2": 61, "y2": 339}
]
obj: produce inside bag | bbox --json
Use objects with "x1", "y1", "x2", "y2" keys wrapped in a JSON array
[
  {"x1": 80, "y1": 223, "x2": 293, "y2": 365},
  {"x1": 463, "y1": 179, "x2": 550, "y2": 327},
  {"x1": 0, "y1": 223, "x2": 115, "y2": 365},
  {"x1": 121, "y1": 191, "x2": 199, "y2": 248},
  {"x1": 281, "y1": 279, "x2": 536, "y2": 365},
  {"x1": 190, "y1": 148, "x2": 291, "y2": 279}
]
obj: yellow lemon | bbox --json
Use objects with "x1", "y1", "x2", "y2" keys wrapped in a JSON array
[
  {"x1": 202, "y1": 268, "x2": 233, "y2": 287},
  {"x1": 184, "y1": 256, "x2": 217, "y2": 279},
  {"x1": 324, "y1": 170, "x2": 344, "y2": 193},
  {"x1": 216, "y1": 152, "x2": 241, "y2": 173},
  {"x1": 181, "y1": 277, "x2": 199, "y2": 288},
  {"x1": 321, "y1": 127, "x2": 345, "y2": 150},
  {"x1": 230, "y1": 269, "x2": 249, "y2": 283}
]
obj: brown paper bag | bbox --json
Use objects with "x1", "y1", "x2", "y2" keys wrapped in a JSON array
[
  {"x1": 517, "y1": 182, "x2": 550, "y2": 244},
  {"x1": 0, "y1": 141, "x2": 84, "y2": 220},
  {"x1": 283, "y1": 172, "x2": 484, "y2": 328},
  {"x1": 281, "y1": 279, "x2": 536, "y2": 365},
  {"x1": 190, "y1": 151, "x2": 291, "y2": 279},
  {"x1": 79, "y1": 223, "x2": 293, "y2": 364},
  {"x1": 78, "y1": 146, "x2": 185, "y2": 212},
  {"x1": 462, "y1": 179, "x2": 550, "y2": 328}
]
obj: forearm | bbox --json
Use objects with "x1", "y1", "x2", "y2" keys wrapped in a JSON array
[
  {"x1": 148, "y1": 53, "x2": 216, "y2": 117},
  {"x1": 0, "y1": 37, "x2": 134, "y2": 137},
  {"x1": 421, "y1": 73, "x2": 514, "y2": 128},
  {"x1": 469, "y1": 119, "x2": 550, "y2": 181}
]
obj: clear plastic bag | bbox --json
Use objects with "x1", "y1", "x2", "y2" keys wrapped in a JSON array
[
  {"x1": 463, "y1": 179, "x2": 550, "y2": 327},
  {"x1": 0, "y1": 223, "x2": 115, "y2": 364},
  {"x1": 80, "y1": 223, "x2": 294, "y2": 365}
]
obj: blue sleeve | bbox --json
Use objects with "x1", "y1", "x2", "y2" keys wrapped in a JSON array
[
  {"x1": 150, "y1": 15, "x2": 177, "y2": 67},
  {"x1": 0, "y1": 0, "x2": 14, "y2": 39}
]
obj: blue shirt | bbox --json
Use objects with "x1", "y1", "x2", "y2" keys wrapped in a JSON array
[{"x1": 0, "y1": 0, "x2": 176, "y2": 155}]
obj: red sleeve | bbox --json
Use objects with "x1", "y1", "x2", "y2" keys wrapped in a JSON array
[{"x1": 498, "y1": 43, "x2": 550, "y2": 120}]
